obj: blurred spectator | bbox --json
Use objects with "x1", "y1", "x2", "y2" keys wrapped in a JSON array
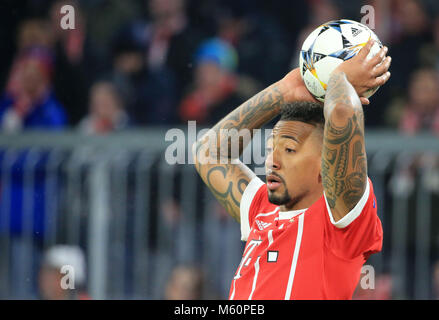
[
  {"x1": 38, "y1": 245, "x2": 89, "y2": 300},
  {"x1": 49, "y1": 0, "x2": 103, "y2": 125},
  {"x1": 118, "y1": 0, "x2": 206, "y2": 102},
  {"x1": 164, "y1": 264, "x2": 204, "y2": 300},
  {"x1": 0, "y1": 47, "x2": 67, "y2": 132},
  {"x1": 387, "y1": 68, "x2": 439, "y2": 135},
  {"x1": 387, "y1": 0, "x2": 433, "y2": 92},
  {"x1": 215, "y1": 0, "x2": 293, "y2": 88},
  {"x1": 83, "y1": 0, "x2": 143, "y2": 57},
  {"x1": 17, "y1": 18, "x2": 54, "y2": 51},
  {"x1": 146, "y1": 0, "x2": 205, "y2": 93},
  {"x1": 308, "y1": 0, "x2": 341, "y2": 26},
  {"x1": 419, "y1": 16, "x2": 439, "y2": 71},
  {"x1": 78, "y1": 81, "x2": 129, "y2": 135},
  {"x1": 178, "y1": 38, "x2": 246, "y2": 125},
  {"x1": 109, "y1": 27, "x2": 177, "y2": 125},
  {"x1": 162, "y1": 198, "x2": 182, "y2": 227}
]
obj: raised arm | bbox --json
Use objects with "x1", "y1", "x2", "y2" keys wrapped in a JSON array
[
  {"x1": 193, "y1": 69, "x2": 317, "y2": 221},
  {"x1": 322, "y1": 39, "x2": 391, "y2": 221}
]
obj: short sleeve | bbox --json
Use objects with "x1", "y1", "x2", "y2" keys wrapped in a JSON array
[
  {"x1": 323, "y1": 178, "x2": 383, "y2": 260},
  {"x1": 239, "y1": 176, "x2": 266, "y2": 241}
]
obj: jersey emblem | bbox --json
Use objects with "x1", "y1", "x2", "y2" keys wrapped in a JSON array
[{"x1": 255, "y1": 220, "x2": 272, "y2": 230}]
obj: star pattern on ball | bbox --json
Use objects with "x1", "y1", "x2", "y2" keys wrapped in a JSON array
[
  {"x1": 329, "y1": 37, "x2": 371, "y2": 60},
  {"x1": 301, "y1": 39, "x2": 327, "y2": 75},
  {"x1": 319, "y1": 19, "x2": 354, "y2": 34},
  {"x1": 301, "y1": 35, "x2": 328, "y2": 91}
]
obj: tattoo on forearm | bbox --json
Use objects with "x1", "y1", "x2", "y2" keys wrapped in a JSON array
[
  {"x1": 352, "y1": 140, "x2": 364, "y2": 168},
  {"x1": 223, "y1": 85, "x2": 284, "y2": 129},
  {"x1": 334, "y1": 142, "x2": 349, "y2": 179},
  {"x1": 211, "y1": 84, "x2": 284, "y2": 159},
  {"x1": 322, "y1": 72, "x2": 367, "y2": 214}
]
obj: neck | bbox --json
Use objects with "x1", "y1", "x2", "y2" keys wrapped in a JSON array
[{"x1": 279, "y1": 189, "x2": 323, "y2": 212}]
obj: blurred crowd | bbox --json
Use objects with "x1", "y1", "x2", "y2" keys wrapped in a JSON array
[
  {"x1": 0, "y1": 0, "x2": 439, "y2": 135},
  {"x1": 1, "y1": 0, "x2": 439, "y2": 300}
]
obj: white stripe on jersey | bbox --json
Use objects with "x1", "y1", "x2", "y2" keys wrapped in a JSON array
[
  {"x1": 240, "y1": 177, "x2": 265, "y2": 241},
  {"x1": 230, "y1": 277, "x2": 236, "y2": 300},
  {"x1": 230, "y1": 239, "x2": 262, "y2": 300},
  {"x1": 255, "y1": 207, "x2": 280, "y2": 219},
  {"x1": 284, "y1": 213, "x2": 305, "y2": 300},
  {"x1": 248, "y1": 256, "x2": 261, "y2": 300},
  {"x1": 268, "y1": 230, "x2": 274, "y2": 246}
]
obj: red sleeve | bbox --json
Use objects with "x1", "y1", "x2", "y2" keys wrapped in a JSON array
[
  {"x1": 239, "y1": 177, "x2": 277, "y2": 241},
  {"x1": 324, "y1": 178, "x2": 383, "y2": 260}
]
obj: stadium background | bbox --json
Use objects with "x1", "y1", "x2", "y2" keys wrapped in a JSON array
[{"x1": 0, "y1": 0, "x2": 438, "y2": 300}]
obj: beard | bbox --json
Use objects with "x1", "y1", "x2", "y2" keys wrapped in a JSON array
[
  {"x1": 268, "y1": 185, "x2": 305, "y2": 208},
  {"x1": 268, "y1": 188, "x2": 292, "y2": 206}
]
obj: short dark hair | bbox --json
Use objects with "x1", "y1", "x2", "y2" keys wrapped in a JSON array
[{"x1": 279, "y1": 101, "x2": 325, "y2": 128}]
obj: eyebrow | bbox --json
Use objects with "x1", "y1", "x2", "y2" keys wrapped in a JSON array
[{"x1": 280, "y1": 135, "x2": 299, "y2": 143}]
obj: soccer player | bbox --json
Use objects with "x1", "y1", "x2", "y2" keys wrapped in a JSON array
[{"x1": 193, "y1": 39, "x2": 391, "y2": 299}]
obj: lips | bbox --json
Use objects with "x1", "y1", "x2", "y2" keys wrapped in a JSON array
[{"x1": 266, "y1": 173, "x2": 283, "y2": 191}]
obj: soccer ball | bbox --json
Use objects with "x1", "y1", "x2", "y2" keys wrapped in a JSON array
[{"x1": 299, "y1": 19, "x2": 383, "y2": 102}]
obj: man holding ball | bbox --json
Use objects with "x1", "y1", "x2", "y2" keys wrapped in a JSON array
[{"x1": 193, "y1": 38, "x2": 391, "y2": 299}]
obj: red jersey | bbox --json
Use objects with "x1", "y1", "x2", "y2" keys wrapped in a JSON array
[{"x1": 229, "y1": 176, "x2": 383, "y2": 300}]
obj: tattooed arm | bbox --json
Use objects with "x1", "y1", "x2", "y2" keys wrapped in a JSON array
[
  {"x1": 193, "y1": 69, "x2": 317, "y2": 221},
  {"x1": 322, "y1": 39, "x2": 391, "y2": 221}
]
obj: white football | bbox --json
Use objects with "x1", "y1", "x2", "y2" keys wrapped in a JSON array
[{"x1": 299, "y1": 19, "x2": 383, "y2": 102}]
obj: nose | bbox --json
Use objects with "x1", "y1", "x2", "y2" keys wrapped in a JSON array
[{"x1": 265, "y1": 149, "x2": 281, "y2": 170}]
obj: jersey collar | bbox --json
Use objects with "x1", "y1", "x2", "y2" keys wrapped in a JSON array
[{"x1": 278, "y1": 208, "x2": 308, "y2": 220}]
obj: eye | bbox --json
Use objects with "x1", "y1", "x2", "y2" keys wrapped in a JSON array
[
  {"x1": 285, "y1": 148, "x2": 295, "y2": 153},
  {"x1": 265, "y1": 147, "x2": 273, "y2": 154}
]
